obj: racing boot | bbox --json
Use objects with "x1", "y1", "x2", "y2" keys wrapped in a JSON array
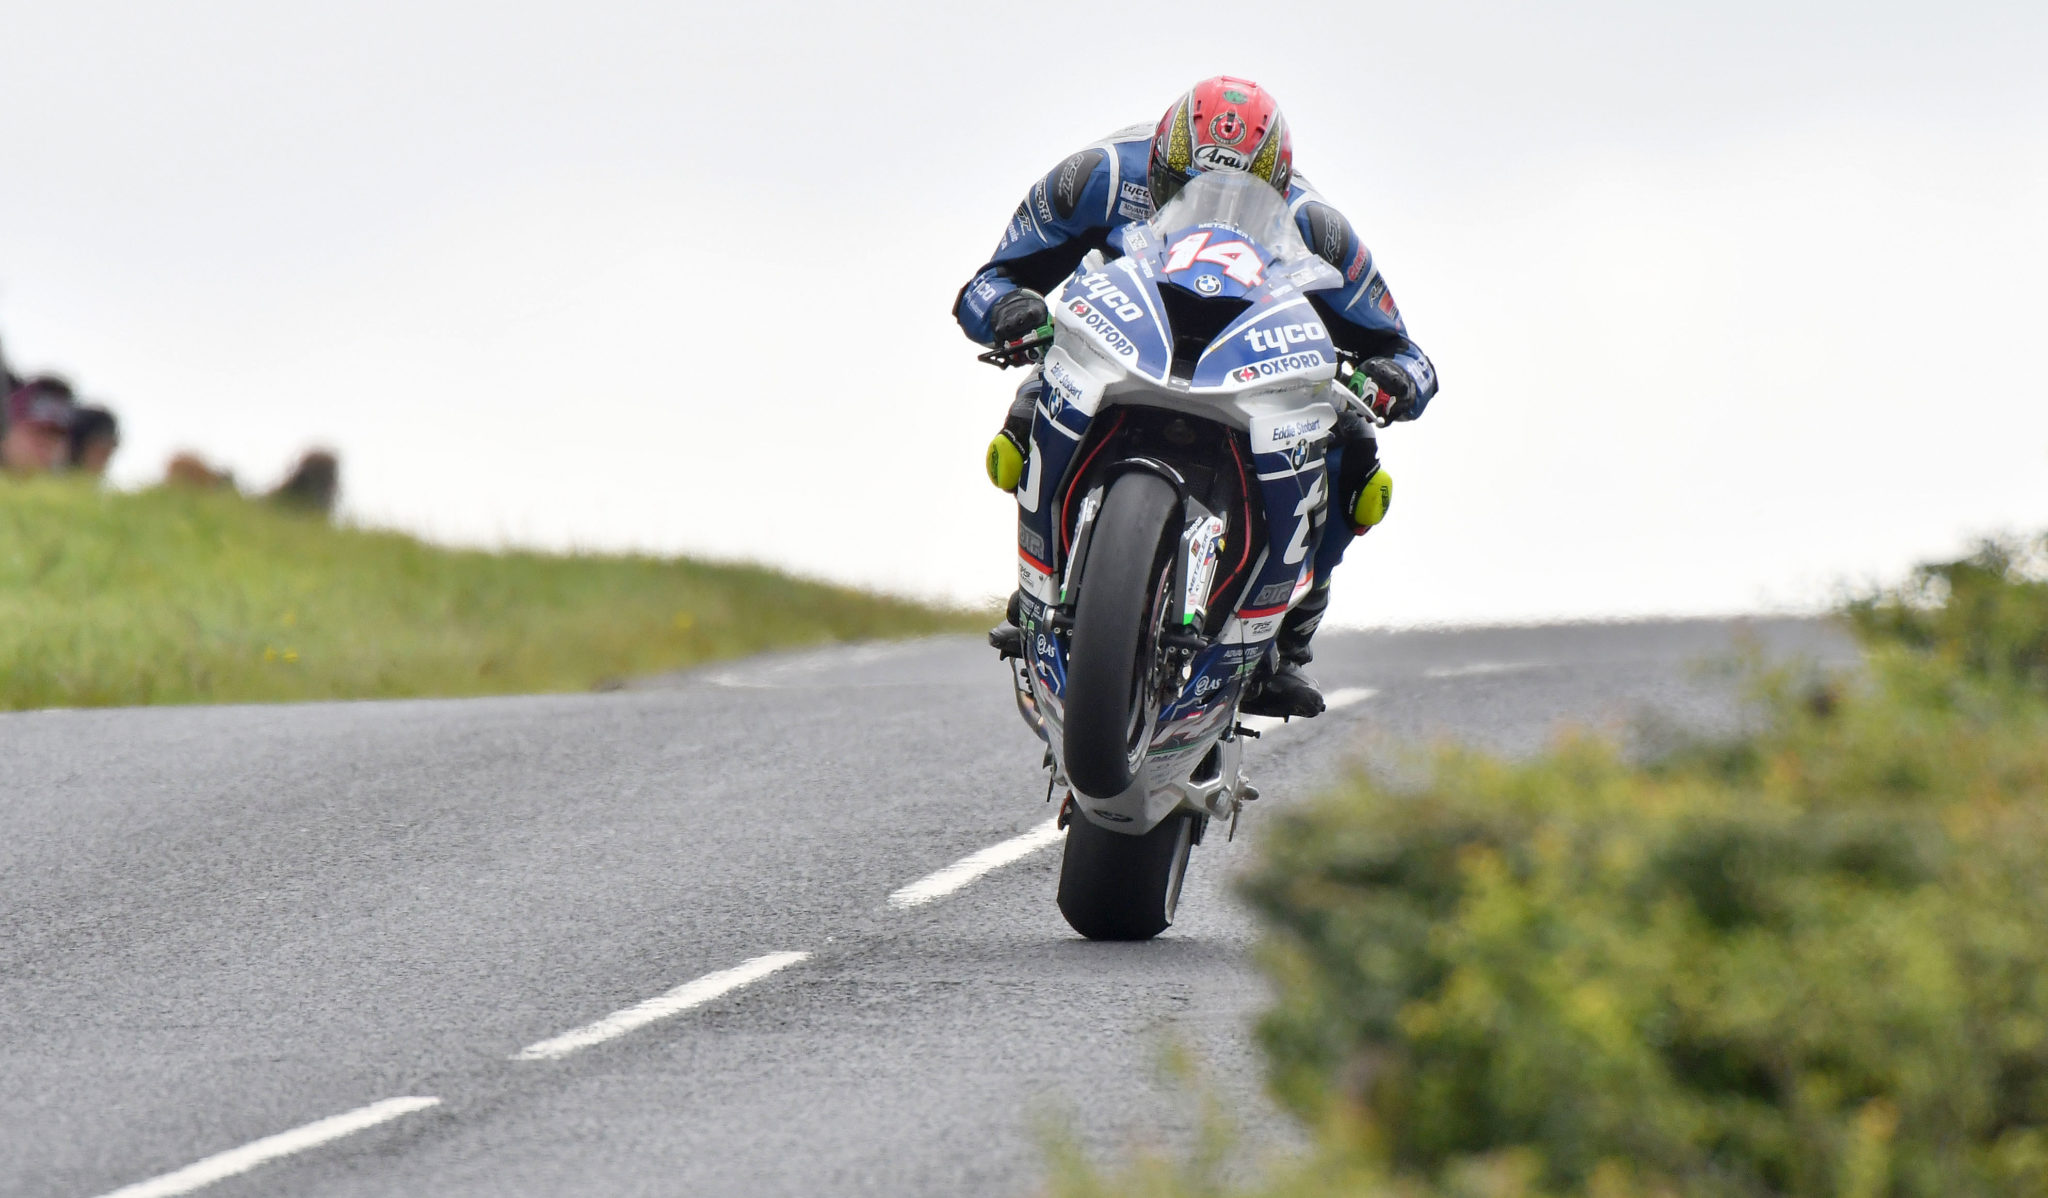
[
  {"x1": 989, "y1": 590, "x2": 1025, "y2": 659},
  {"x1": 1239, "y1": 581, "x2": 1331, "y2": 718}
]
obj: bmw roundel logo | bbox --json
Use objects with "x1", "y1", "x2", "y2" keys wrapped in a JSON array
[{"x1": 1194, "y1": 273, "x2": 1223, "y2": 296}]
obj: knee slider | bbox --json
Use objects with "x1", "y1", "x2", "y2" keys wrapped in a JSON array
[
  {"x1": 1350, "y1": 466, "x2": 1393, "y2": 531},
  {"x1": 986, "y1": 431, "x2": 1026, "y2": 492}
]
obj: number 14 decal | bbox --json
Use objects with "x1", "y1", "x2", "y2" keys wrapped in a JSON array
[{"x1": 1163, "y1": 232, "x2": 1264, "y2": 286}]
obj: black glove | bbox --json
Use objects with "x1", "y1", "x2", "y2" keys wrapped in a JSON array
[
  {"x1": 989, "y1": 288, "x2": 1049, "y2": 345},
  {"x1": 1351, "y1": 357, "x2": 1415, "y2": 421}
]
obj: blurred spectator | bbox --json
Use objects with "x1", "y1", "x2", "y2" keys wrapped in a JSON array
[
  {"x1": 266, "y1": 448, "x2": 339, "y2": 516},
  {"x1": 68, "y1": 406, "x2": 120, "y2": 476},
  {"x1": 3, "y1": 376, "x2": 79, "y2": 475},
  {"x1": 164, "y1": 452, "x2": 237, "y2": 491}
]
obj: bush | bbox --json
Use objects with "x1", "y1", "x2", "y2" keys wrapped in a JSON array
[{"x1": 1054, "y1": 537, "x2": 2048, "y2": 1198}]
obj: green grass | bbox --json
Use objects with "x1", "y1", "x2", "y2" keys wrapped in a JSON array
[{"x1": 0, "y1": 479, "x2": 984, "y2": 710}]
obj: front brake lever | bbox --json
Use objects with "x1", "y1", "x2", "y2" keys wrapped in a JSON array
[
  {"x1": 975, "y1": 322, "x2": 1056, "y2": 369},
  {"x1": 1335, "y1": 359, "x2": 1393, "y2": 428}
]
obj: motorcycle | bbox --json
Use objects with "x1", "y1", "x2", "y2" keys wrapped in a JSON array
[{"x1": 980, "y1": 170, "x2": 1382, "y2": 940}]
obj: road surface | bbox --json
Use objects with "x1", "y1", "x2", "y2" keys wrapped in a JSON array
[{"x1": 0, "y1": 618, "x2": 1852, "y2": 1197}]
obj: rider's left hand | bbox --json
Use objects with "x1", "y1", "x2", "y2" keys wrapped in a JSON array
[{"x1": 1349, "y1": 358, "x2": 1418, "y2": 422}]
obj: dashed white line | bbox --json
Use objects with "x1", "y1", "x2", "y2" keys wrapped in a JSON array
[
  {"x1": 1239, "y1": 685, "x2": 1376, "y2": 734},
  {"x1": 511, "y1": 951, "x2": 810, "y2": 1062},
  {"x1": 94, "y1": 1096, "x2": 441, "y2": 1198},
  {"x1": 888, "y1": 817, "x2": 1064, "y2": 909}
]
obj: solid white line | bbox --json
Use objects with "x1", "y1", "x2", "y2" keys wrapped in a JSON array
[
  {"x1": 511, "y1": 951, "x2": 809, "y2": 1062},
  {"x1": 1240, "y1": 686, "x2": 1376, "y2": 734},
  {"x1": 888, "y1": 817, "x2": 1063, "y2": 909},
  {"x1": 94, "y1": 1096, "x2": 441, "y2": 1198}
]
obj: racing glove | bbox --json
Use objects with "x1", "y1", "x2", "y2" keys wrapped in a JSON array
[
  {"x1": 1348, "y1": 357, "x2": 1419, "y2": 422},
  {"x1": 989, "y1": 288, "x2": 1050, "y2": 346}
]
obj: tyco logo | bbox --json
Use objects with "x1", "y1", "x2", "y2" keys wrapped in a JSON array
[
  {"x1": 1240, "y1": 322, "x2": 1327, "y2": 353},
  {"x1": 1233, "y1": 352, "x2": 1325, "y2": 383},
  {"x1": 1076, "y1": 273, "x2": 1145, "y2": 323}
]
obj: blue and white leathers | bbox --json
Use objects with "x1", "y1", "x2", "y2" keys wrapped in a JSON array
[
  {"x1": 954, "y1": 124, "x2": 1438, "y2": 414},
  {"x1": 1005, "y1": 172, "x2": 1369, "y2": 835}
]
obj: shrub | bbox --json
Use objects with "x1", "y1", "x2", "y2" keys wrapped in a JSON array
[{"x1": 1054, "y1": 538, "x2": 2048, "y2": 1198}]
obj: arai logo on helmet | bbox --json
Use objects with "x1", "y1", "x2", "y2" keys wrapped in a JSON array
[
  {"x1": 1192, "y1": 144, "x2": 1250, "y2": 172},
  {"x1": 1234, "y1": 352, "x2": 1325, "y2": 383}
]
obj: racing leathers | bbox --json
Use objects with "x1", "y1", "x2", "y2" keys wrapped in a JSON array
[{"x1": 957, "y1": 124, "x2": 1439, "y2": 715}]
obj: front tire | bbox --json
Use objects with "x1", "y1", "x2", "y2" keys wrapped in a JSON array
[
  {"x1": 1057, "y1": 810, "x2": 1198, "y2": 940},
  {"x1": 1062, "y1": 471, "x2": 1180, "y2": 800}
]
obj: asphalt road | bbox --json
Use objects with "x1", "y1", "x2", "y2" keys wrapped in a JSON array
[{"x1": 0, "y1": 618, "x2": 1855, "y2": 1198}]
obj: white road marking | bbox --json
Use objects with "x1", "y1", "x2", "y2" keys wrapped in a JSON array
[
  {"x1": 888, "y1": 817, "x2": 1064, "y2": 909},
  {"x1": 888, "y1": 687, "x2": 1375, "y2": 910},
  {"x1": 1239, "y1": 685, "x2": 1376, "y2": 734},
  {"x1": 94, "y1": 1096, "x2": 441, "y2": 1198},
  {"x1": 511, "y1": 952, "x2": 810, "y2": 1062},
  {"x1": 1424, "y1": 661, "x2": 1543, "y2": 679}
]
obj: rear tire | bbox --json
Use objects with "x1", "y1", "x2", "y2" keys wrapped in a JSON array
[
  {"x1": 1062, "y1": 471, "x2": 1180, "y2": 800},
  {"x1": 1057, "y1": 810, "x2": 1198, "y2": 940}
]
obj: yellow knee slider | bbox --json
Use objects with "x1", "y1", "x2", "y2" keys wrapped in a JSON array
[
  {"x1": 986, "y1": 431, "x2": 1026, "y2": 492},
  {"x1": 1352, "y1": 466, "x2": 1393, "y2": 530}
]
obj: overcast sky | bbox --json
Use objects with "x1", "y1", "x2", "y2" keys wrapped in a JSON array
[{"x1": 3, "y1": 0, "x2": 2044, "y2": 625}]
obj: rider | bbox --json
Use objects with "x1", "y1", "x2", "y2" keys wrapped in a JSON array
[{"x1": 955, "y1": 76, "x2": 1439, "y2": 718}]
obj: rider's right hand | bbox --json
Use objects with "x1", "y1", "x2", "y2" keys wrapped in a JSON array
[{"x1": 989, "y1": 289, "x2": 1049, "y2": 345}]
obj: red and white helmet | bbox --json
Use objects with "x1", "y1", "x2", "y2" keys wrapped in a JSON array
[{"x1": 1148, "y1": 76, "x2": 1293, "y2": 209}]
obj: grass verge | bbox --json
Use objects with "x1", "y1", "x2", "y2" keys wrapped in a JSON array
[{"x1": 0, "y1": 480, "x2": 983, "y2": 709}]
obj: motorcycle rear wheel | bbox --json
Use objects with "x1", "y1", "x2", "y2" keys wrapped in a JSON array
[{"x1": 1057, "y1": 808, "x2": 1198, "y2": 941}]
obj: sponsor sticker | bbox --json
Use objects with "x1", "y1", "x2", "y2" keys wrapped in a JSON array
[
  {"x1": 1075, "y1": 272, "x2": 1144, "y2": 322},
  {"x1": 1232, "y1": 351, "x2": 1325, "y2": 383},
  {"x1": 1251, "y1": 580, "x2": 1295, "y2": 607},
  {"x1": 1068, "y1": 301, "x2": 1138, "y2": 359},
  {"x1": 1240, "y1": 322, "x2": 1326, "y2": 353},
  {"x1": 1117, "y1": 179, "x2": 1154, "y2": 222},
  {"x1": 1345, "y1": 243, "x2": 1370, "y2": 282},
  {"x1": 1268, "y1": 417, "x2": 1323, "y2": 441}
]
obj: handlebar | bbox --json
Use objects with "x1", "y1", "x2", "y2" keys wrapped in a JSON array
[{"x1": 977, "y1": 328, "x2": 1393, "y2": 429}]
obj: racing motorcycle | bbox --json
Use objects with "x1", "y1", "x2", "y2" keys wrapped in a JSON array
[{"x1": 981, "y1": 170, "x2": 1383, "y2": 941}]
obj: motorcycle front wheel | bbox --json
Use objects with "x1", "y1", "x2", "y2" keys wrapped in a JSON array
[{"x1": 1061, "y1": 470, "x2": 1179, "y2": 800}]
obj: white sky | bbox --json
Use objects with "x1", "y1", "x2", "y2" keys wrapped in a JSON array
[{"x1": 3, "y1": 0, "x2": 2044, "y2": 626}]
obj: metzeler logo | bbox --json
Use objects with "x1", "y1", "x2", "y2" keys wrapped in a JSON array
[{"x1": 1234, "y1": 352, "x2": 1325, "y2": 383}]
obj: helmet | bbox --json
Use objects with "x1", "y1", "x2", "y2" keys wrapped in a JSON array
[{"x1": 1148, "y1": 76, "x2": 1293, "y2": 210}]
